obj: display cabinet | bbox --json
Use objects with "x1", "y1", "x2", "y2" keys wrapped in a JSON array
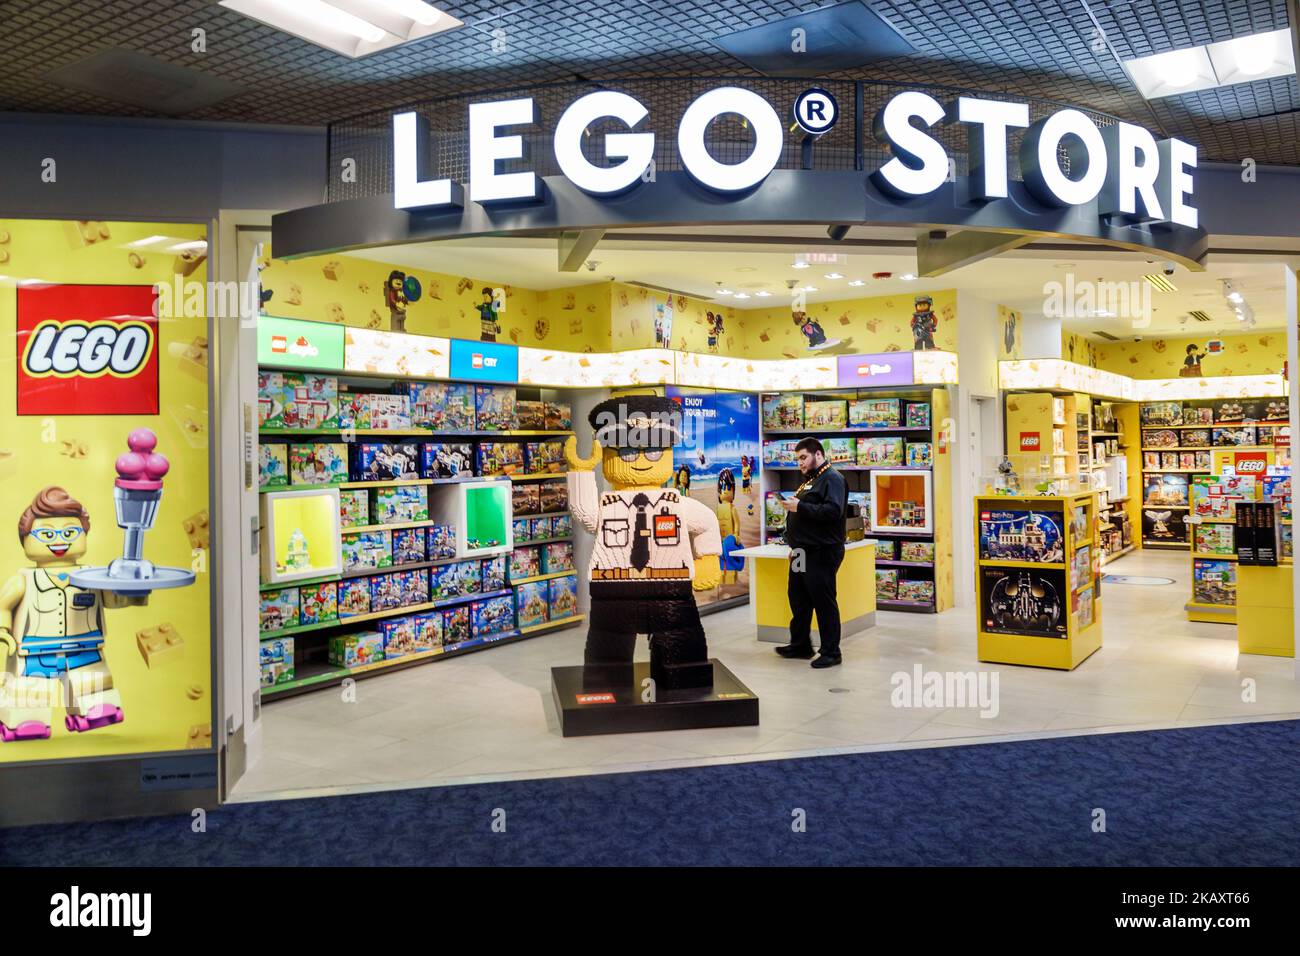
[
  {"x1": 260, "y1": 487, "x2": 344, "y2": 585},
  {"x1": 974, "y1": 490, "x2": 1102, "y2": 670},
  {"x1": 428, "y1": 479, "x2": 514, "y2": 558}
]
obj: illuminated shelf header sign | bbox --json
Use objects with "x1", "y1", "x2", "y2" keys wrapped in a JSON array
[
  {"x1": 1000, "y1": 358, "x2": 1287, "y2": 401},
  {"x1": 257, "y1": 315, "x2": 345, "y2": 370},
  {"x1": 393, "y1": 87, "x2": 1198, "y2": 230}
]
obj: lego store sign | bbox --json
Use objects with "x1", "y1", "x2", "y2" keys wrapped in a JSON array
[
  {"x1": 16, "y1": 284, "x2": 159, "y2": 416},
  {"x1": 1233, "y1": 452, "x2": 1267, "y2": 475},
  {"x1": 1019, "y1": 432, "x2": 1041, "y2": 452}
]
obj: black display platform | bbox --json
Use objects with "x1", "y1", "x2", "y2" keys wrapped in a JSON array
[{"x1": 551, "y1": 659, "x2": 760, "y2": 737}]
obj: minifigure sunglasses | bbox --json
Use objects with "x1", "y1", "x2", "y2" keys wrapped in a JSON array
[
  {"x1": 617, "y1": 448, "x2": 665, "y2": 462},
  {"x1": 30, "y1": 527, "x2": 84, "y2": 543}
]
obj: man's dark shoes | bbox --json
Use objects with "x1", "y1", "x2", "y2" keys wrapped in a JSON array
[
  {"x1": 810, "y1": 654, "x2": 842, "y2": 669},
  {"x1": 776, "y1": 644, "x2": 815, "y2": 659}
]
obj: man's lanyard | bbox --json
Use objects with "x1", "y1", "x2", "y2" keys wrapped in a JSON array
[{"x1": 795, "y1": 462, "x2": 830, "y2": 497}]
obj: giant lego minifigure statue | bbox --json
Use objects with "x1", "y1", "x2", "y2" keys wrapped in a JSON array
[
  {"x1": 0, "y1": 429, "x2": 193, "y2": 742},
  {"x1": 565, "y1": 396, "x2": 722, "y2": 691}
]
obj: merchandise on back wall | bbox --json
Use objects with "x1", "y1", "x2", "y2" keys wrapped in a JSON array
[
  {"x1": 543, "y1": 401, "x2": 573, "y2": 431},
  {"x1": 260, "y1": 588, "x2": 299, "y2": 632},
  {"x1": 442, "y1": 606, "x2": 471, "y2": 645},
  {"x1": 352, "y1": 443, "x2": 421, "y2": 482},
  {"x1": 259, "y1": 444, "x2": 288, "y2": 488},
  {"x1": 471, "y1": 595, "x2": 516, "y2": 638},
  {"x1": 515, "y1": 581, "x2": 549, "y2": 629},
  {"x1": 290, "y1": 443, "x2": 348, "y2": 485},
  {"x1": 299, "y1": 582, "x2": 338, "y2": 626},
  {"x1": 392, "y1": 527, "x2": 426, "y2": 565},
  {"x1": 339, "y1": 489, "x2": 370, "y2": 529},
  {"x1": 849, "y1": 398, "x2": 900, "y2": 429},
  {"x1": 338, "y1": 578, "x2": 371, "y2": 617},
  {"x1": 282, "y1": 373, "x2": 339, "y2": 430},
  {"x1": 372, "y1": 485, "x2": 428, "y2": 524},
  {"x1": 408, "y1": 382, "x2": 475, "y2": 430},
  {"x1": 421, "y1": 442, "x2": 475, "y2": 479},
  {"x1": 762, "y1": 394, "x2": 803, "y2": 430},
  {"x1": 481, "y1": 555, "x2": 508, "y2": 591},
  {"x1": 477, "y1": 442, "x2": 525, "y2": 476},
  {"x1": 342, "y1": 530, "x2": 392, "y2": 572},
  {"x1": 475, "y1": 386, "x2": 516, "y2": 431},
  {"x1": 513, "y1": 482, "x2": 540, "y2": 515},
  {"x1": 260, "y1": 637, "x2": 295, "y2": 687},
  {"x1": 805, "y1": 399, "x2": 848, "y2": 430},
  {"x1": 548, "y1": 574, "x2": 578, "y2": 619},
  {"x1": 431, "y1": 560, "x2": 482, "y2": 600},
  {"x1": 539, "y1": 481, "x2": 568, "y2": 513},
  {"x1": 258, "y1": 371, "x2": 286, "y2": 428},
  {"x1": 427, "y1": 523, "x2": 457, "y2": 559}
]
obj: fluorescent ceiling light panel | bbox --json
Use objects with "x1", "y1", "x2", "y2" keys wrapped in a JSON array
[
  {"x1": 1125, "y1": 29, "x2": 1295, "y2": 99},
  {"x1": 219, "y1": 0, "x2": 462, "y2": 58},
  {"x1": 1206, "y1": 29, "x2": 1296, "y2": 86}
]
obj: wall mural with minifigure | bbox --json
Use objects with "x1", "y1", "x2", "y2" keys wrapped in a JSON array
[
  {"x1": 997, "y1": 305, "x2": 1024, "y2": 359},
  {"x1": 1093, "y1": 332, "x2": 1287, "y2": 378},
  {"x1": 739, "y1": 289, "x2": 958, "y2": 359}
]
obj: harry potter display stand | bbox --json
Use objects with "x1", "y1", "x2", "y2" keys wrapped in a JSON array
[
  {"x1": 974, "y1": 491, "x2": 1103, "y2": 670},
  {"x1": 551, "y1": 659, "x2": 759, "y2": 737}
]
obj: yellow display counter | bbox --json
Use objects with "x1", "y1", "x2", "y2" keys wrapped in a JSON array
[
  {"x1": 733, "y1": 540, "x2": 877, "y2": 644},
  {"x1": 1236, "y1": 564, "x2": 1294, "y2": 657}
]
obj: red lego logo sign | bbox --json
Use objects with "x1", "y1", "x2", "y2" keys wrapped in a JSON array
[
  {"x1": 16, "y1": 284, "x2": 159, "y2": 416},
  {"x1": 1019, "y1": 431, "x2": 1041, "y2": 451},
  {"x1": 1234, "y1": 452, "x2": 1267, "y2": 475}
]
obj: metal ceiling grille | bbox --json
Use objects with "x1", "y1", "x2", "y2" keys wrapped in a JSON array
[{"x1": 0, "y1": 0, "x2": 1294, "y2": 165}]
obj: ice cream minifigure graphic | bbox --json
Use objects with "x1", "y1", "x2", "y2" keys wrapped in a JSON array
[
  {"x1": 565, "y1": 397, "x2": 722, "y2": 690},
  {"x1": 706, "y1": 311, "x2": 724, "y2": 353},
  {"x1": 476, "y1": 287, "x2": 501, "y2": 342},
  {"x1": 385, "y1": 269, "x2": 409, "y2": 332},
  {"x1": 0, "y1": 430, "x2": 194, "y2": 742},
  {"x1": 715, "y1": 468, "x2": 744, "y2": 586},
  {"x1": 911, "y1": 294, "x2": 938, "y2": 350}
]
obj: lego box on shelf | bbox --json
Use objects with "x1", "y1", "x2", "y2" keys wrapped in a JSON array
[
  {"x1": 339, "y1": 489, "x2": 369, "y2": 529},
  {"x1": 539, "y1": 480, "x2": 567, "y2": 513},
  {"x1": 525, "y1": 440, "x2": 566, "y2": 474},
  {"x1": 378, "y1": 616, "x2": 420, "y2": 659},
  {"x1": 897, "y1": 579, "x2": 935, "y2": 603},
  {"x1": 763, "y1": 440, "x2": 799, "y2": 466},
  {"x1": 857, "y1": 436, "x2": 904, "y2": 466},
  {"x1": 509, "y1": 546, "x2": 541, "y2": 581},
  {"x1": 516, "y1": 400, "x2": 546, "y2": 430},
  {"x1": 477, "y1": 441, "x2": 526, "y2": 476},
  {"x1": 824, "y1": 437, "x2": 856, "y2": 465},
  {"x1": 530, "y1": 516, "x2": 553, "y2": 540},
  {"x1": 328, "y1": 632, "x2": 385, "y2": 668},
  {"x1": 412, "y1": 611, "x2": 441, "y2": 651},
  {"x1": 876, "y1": 568, "x2": 899, "y2": 599},
  {"x1": 338, "y1": 391, "x2": 373, "y2": 430},
  {"x1": 548, "y1": 574, "x2": 578, "y2": 619},
  {"x1": 282, "y1": 373, "x2": 339, "y2": 430},
  {"x1": 372, "y1": 485, "x2": 428, "y2": 524},
  {"x1": 900, "y1": 540, "x2": 935, "y2": 563},
  {"x1": 395, "y1": 567, "x2": 429, "y2": 605},
  {"x1": 342, "y1": 530, "x2": 392, "y2": 572},
  {"x1": 290, "y1": 443, "x2": 348, "y2": 486},
  {"x1": 905, "y1": 402, "x2": 931, "y2": 428},
  {"x1": 367, "y1": 393, "x2": 412, "y2": 430},
  {"x1": 471, "y1": 594, "x2": 516, "y2": 638},
  {"x1": 259, "y1": 443, "x2": 288, "y2": 488},
  {"x1": 431, "y1": 560, "x2": 482, "y2": 600},
  {"x1": 543, "y1": 542, "x2": 575, "y2": 573},
  {"x1": 258, "y1": 370, "x2": 285, "y2": 428},
  {"x1": 475, "y1": 385, "x2": 517, "y2": 431},
  {"x1": 481, "y1": 554, "x2": 508, "y2": 591},
  {"x1": 551, "y1": 514, "x2": 572, "y2": 538},
  {"x1": 515, "y1": 581, "x2": 549, "y2": 629},
  {"x1": 352, "y1": 443, "x2": 420, "y2": 482},
  {"x1": 421, "y1": 442, "x2": 475, "y2": 479},
  {"x1": 805, "y1": 399, "x2": 848, "y2": 429},
  {"x1": 513, "y1": 482, "x2": 540, "y2": 515},
  {"x1": 543, "y1": 401, "x2": 573, "y2": 431},
  {"x1": 442, "y1": 605, "x2": 471, "y2": 645},
  {"x1": 849, "y1": 398, "x2": 900, "y2": 429},
  {"x1": 762, "y1": 393, "x2": 803, "y2": 430},
  {"x1": 392, "y1": 527, "x2": 425, "y2": 565},
  {"x1": 512, "y1": 518, "x2": 532, "y2": 543},
  {"x1": 906, "y1": 443, "x2": 933, "y2": 467},
  {"x1": 260, "y1": 637, "x2": 294, "y2": 687},
  {"x1": 298, "y1": 581, "x2": 338, "y2": 626},
  {"x1": 260, "y1": 588, "x2": 299, "y2": 632},
  {"x1": 408, "y1": 382, "x2": 475, "y2": 430},
  {"x1": 426, "y1": 523, "x2": 457, "y2": 559},
  {"x1": 369, "y1": 571, "x2": 406, "y2": 612},
  {"x1": 337, "y1": 578, "x2": 371, "y2": 617}
]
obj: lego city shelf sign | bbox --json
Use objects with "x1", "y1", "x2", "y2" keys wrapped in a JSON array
[{"x1": 16, "y1": 284, "x2": 159, "y2": 416}]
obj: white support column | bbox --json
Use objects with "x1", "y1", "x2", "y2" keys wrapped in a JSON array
[{"x1": 1286, "y1": 266, "x2": 1299, "y2": 677}]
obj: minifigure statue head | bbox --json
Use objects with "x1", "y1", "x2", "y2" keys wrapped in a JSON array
[
  {"x1": 589, "y1": 395, "x2": 681, "y2": 491},
  {"x1": 482, "y1": 287, "x2": 494, "y2": 305},
  {"x1": 1186, "y1": 344, "x2": 1198, "y2": 355},
  {"x1": 717, "y1": 468, "x2": 735, "y2": 504},
  {"x1": 19, "y1": 486, "x2": 90, "y2": 567},
  {"x1": 915, "y1": 294, "x2": 933, "y2": 311}
]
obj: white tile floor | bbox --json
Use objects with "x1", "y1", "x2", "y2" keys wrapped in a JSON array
[{"x1": 230, "y1": 550, "x2": 1300, "y2": 802}]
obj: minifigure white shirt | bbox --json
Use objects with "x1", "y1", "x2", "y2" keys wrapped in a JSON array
[{"x1": 568, "y1": 470, "x2": 721, "y2": 577}]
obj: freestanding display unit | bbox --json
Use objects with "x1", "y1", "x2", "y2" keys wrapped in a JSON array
[{"x1": 975, "y1": 490, "x2": 1102, "y2": 670}]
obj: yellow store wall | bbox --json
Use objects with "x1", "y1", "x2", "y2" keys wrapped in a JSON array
[
  {"x1": 1094, "y1": 331, "x2": 1288, "y2": 378},
  {"x1": 739, "y1": 288, "x2": 958, "y2": 359}
]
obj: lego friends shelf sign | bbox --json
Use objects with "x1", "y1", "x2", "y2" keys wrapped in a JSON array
[{"x1": 16, "y1": 284, "x2": 159, "y2": 416}]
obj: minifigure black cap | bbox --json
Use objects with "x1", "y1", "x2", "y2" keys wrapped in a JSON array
[{"x1": 589, "y1": 395, "x2": 682, "y2": 449}]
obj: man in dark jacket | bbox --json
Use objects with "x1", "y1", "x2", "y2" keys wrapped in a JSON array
[{"x1": 776, "y1": 437, "x2": 848, "y2": 668}]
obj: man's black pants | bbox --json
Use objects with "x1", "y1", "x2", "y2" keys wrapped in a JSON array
[{"x1": 787, "y1": 545, "x2": 845, "y2": 658}]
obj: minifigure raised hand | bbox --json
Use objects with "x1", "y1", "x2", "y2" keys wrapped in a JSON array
[{"x1": 564, "y1": 435, "x2": 601, "y2": 472}]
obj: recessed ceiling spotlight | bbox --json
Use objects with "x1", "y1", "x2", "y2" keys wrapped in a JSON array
[
  {"x1": 791, "y1": 261, "x2": 810, "y2": 270},
  {"x1": 734, "y1": 266, "x2": 757, "y2": 273},
  {"x1": 800, "y1": 285, "x2": 818, "y2": 292},
  {"x1": 219, "y1": 0, "x2": 463, "y2": 59},
  {"x1": 900, "y1": 273, "x2": 917, "y2": 281},
  {"x1": 734, "y1": 292, "x2": 751, "y2": 299},
  {"x1": 755, "y1": 290, "x2": 772, "y2": 297},
  {"x1": 824, "y1": 272, "x2": 844, "y2": 279},
  {"x1": 848, "y1": 279, "x2": 866, "y2": 287},
  {"x1": 716, "y1": 288, "x2": 734, "y2": 296}
]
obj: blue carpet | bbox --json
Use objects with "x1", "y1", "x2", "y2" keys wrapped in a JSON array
[{"x1": 2, "y1": 719, "x2": 1297, "y2": 866}]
